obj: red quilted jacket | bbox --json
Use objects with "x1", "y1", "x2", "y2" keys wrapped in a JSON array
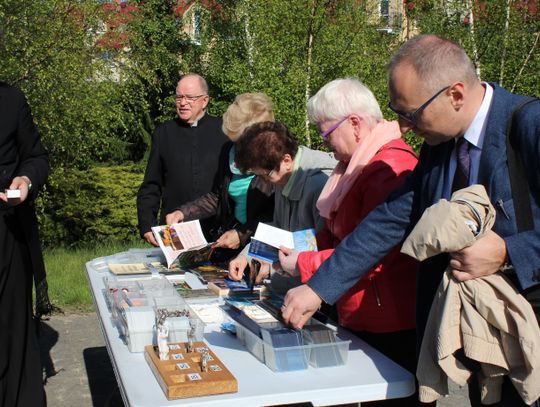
[{"x1": 298, "y1": 139, "x2": 419, "y2": 333}]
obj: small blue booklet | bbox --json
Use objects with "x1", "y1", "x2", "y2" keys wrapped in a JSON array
[{"x1": 248, "y1": 223, "x2": 318, "y2": 263}]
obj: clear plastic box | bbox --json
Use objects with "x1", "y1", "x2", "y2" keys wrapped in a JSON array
[
  {"x1": 306, "y1": 339, "x2": 350, "y2": 368},
  {"x1": 153, "y1": 295, "x2": 187, "y2": 310},
  {"x1": 166, "y1": 316, "x2": 191, "y2": 342},
  {"x1": 235, "y1": 323, "x2": 265, "y2": 363},
  {"x1": 261, "y1": 340, "x2": 310, "y2": 372},
  {"x1": 105, "y1": 275, "x2": 205, "y2": 352},
  {"x1": 105, "y1": 277, "x2": 141, "y2": 318},
  {"x1": 115, "y1": 287, "x2": 154, "y2": 352},
  {"x1": 138, "y1": 278, "x2": 177, "y2": 299},
  {"x1": 234, "y1": 320, "x2": 351, "y2": 371},
  {"x1": 153, "y1": 296, "x2": 205, "y2": 342},
  {"x1": 122, "y1": 306, "x2": 156, "y2": 352},
  {"x1": 301, "y1": 320, "x2": 350, "y2": 368}
]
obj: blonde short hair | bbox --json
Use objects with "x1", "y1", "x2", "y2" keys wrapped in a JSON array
[{"x1": 222, "y1": 93, "x2": 274, "y2": 141}]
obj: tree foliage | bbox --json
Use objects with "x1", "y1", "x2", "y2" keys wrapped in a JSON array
[
  {"x1": 40, "y1": 165, "x2": 143, "y2": 247},
  {"x1": 1, "y1": 0, "x2": 539, "y2": 247},
  {"x1": 0, "y1": 0, "x2": 136, "y2": 168},
  {"x1": 184, "y1": 0, "x2": 396, "y2": 150},
  {"x1": 407, "y1": 0, "x2": 540, "y2": 96}
]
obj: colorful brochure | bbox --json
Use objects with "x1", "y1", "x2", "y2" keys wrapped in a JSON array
[
  {"x1": 151, "y1": 220, "x2": 212, "y2": 268},
  {"x1": 248, "y1": 223, "x2": 318, "y2": 263}
]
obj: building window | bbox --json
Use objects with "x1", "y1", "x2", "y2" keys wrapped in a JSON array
[
  {"x1": 380, "y1": 0, "x2": 390, "y2": 24},
  {"x1": 192, "y1": 9, "x2": 202, "y2": 44},
  {"x1": 380, "y1": 0, "x2": 389, "y2": 16}
]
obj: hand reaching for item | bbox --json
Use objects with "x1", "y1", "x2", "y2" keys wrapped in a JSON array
[
  {"x1": 281, "y1": 284, "x2": 323, "y2": 329},
  {"x1": 213, "y1": 229, "x2": 240, "y2": 249},
  {"x1": 252, "y1": 260, "x2": 271, "y2": 284},
  {"x1": 228, "y1": 254, "x2": 248, "y2": 281}
]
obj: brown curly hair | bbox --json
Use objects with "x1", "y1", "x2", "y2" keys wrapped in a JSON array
[{"x1": 235, "y1": 121, "x2": 299, "y2": 173}]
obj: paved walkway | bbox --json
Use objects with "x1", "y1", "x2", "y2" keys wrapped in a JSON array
[
  {"x1": 39, "y1": 313, "x2": 469, "y2": 407},
  {"x1": 39, "y1": 313, "x2": 124, "y2": 407}
]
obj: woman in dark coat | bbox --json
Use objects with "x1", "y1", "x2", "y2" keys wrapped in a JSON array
[
  {"x1": 0, "y1": 82, "x2": 48, "y2": 406},
  {"x1": 165, "y1": 93, "x2": 275, "y2": 261}
]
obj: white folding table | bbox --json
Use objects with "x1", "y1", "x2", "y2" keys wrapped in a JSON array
[{"x1": 86, "y1": 251, "x2": 415, "y2": 407}]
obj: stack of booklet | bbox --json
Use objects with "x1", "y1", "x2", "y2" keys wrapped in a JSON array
[{"x1": 260, "y1": 327, "x2": 307, "y2": 371}]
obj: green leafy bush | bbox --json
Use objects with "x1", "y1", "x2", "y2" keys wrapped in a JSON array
[{"x1": 40, "y1": 165, "x2": 144, "y2": 248}]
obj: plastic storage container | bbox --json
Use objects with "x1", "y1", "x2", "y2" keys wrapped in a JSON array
[
  {"x1": 153, "y1": 296, "x2": 205, "y2": 343},
  {"x1": 138, "y1": 278, "x2": 177, "y2": 299},
  {"x1": 106, "y1": 275, "x2": 205, "y2": 352},
  {"x1": 306, "y1": 340, "x2": 350, "y2": 368},
  {"x1": 104, "y1": 277, "x2": 140, "y2": 317},
  {"x1": 234, "y1": 319, "x2": 350, "y2": 372},
  {"x1": 261, "y1": 340, "x2": 310, "y2": 372},
  {"x1": 301, "y1": 321, "x2": 350, "y2": 368},
  {"x1": 235, "y1": 323, "x2": 265, "y2": 363},
  {"x1": 123, "y1": 306, "x2": 156, "y2": 352}
]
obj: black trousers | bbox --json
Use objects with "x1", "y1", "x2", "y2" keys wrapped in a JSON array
[{"x1": 0, "y1": 210, "x2": 45, "y2": 407}]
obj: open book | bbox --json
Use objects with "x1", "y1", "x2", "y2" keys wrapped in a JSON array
[
  {"x1": 151, "y1": 220, "x2": 212, "y2": 268},
  {"x1": 248, "y1": 223, "x2": 318, "y2": 263}
]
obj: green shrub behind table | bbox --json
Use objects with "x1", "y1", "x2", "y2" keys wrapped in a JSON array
[{"x1": 39, "y1": 164, "x2": 144, "y2": 248}]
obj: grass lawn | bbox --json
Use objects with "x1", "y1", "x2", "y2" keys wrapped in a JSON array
[{"x1": 43, "y1": 240, "x2": 146, "y2": 313}]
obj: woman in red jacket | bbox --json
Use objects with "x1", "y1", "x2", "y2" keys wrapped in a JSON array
[{"x1": 279, "y1": 78, "x2": 419, "y2": 394}]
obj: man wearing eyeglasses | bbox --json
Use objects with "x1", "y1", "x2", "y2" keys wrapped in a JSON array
[
  {"x1": 137, "y1": 73, "x2": 227, "y2": 246},
  {"x1": 281, "y1": 35, "x2": 540, "y2": 406}
]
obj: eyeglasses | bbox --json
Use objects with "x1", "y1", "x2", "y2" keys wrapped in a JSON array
[
  {"x1": 248, "y1": 167, "x2": 276, "y2": 179},
  {"x1": 175, "y1": 94, "x2": 207, "y2": 102},
  {"x1": 320, "y1": 116, "x2": 349, "y2": 141},
  {"x1": 388, "y1": 86, "x2": 450, "y2": 125}
]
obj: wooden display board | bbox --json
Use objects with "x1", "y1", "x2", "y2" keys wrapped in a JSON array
[{"x1": 144, "y1": 342, "x2": 237, "y2": 400}]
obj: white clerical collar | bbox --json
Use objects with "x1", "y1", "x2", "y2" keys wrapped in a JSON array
[
  {"x1": 190, "y1": 112, "x2": 207, "y2": 128},
  {"x1": 462, "y1": 82, "x2": 493, "y2": 149}
]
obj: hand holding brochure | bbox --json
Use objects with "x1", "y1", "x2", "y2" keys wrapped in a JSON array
[
  {"x1": 248, "y1": 223, "x2": 318, "y2": 263},
  {"x1": 151, "y1": 220, "x2": 211, "y2": 268}
]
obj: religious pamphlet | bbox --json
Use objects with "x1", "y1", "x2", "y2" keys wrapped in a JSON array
[
  {"x1": 151, "y1": 220, "x2": 212, "y2": 268},
  {"x1": 248, "y1": 223, "x2": 318, "y2": 263}
]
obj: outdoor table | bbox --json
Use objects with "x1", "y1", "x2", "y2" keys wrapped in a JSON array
[{"x1": 86, "y1": 251, "x2": 415, "y2": 407}]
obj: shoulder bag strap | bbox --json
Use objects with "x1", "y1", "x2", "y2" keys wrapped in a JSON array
[{"x1": 506, "y1": 98, "x2": 538, "y2": 232}]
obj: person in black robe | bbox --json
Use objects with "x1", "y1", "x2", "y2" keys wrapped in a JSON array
[
  {"x1": 0, "y1": 82, "x2": 48, "y2": 406},
  {"x1": 136, "y1": 74, "x2": 228, "y2": 246}
]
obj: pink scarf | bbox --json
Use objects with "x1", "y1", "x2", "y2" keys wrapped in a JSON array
[{"x1": 316, "y1": 120, "x2": 402, "y2": 219}]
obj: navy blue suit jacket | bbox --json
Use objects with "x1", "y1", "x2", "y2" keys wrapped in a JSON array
[{"x1": 308, "y1": 84, "x2": 540, "y2": 336}]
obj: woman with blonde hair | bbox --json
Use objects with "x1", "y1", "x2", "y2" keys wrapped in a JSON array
[{"x1": 166, "y1": 93, "x2": 275, "y2": 260}]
